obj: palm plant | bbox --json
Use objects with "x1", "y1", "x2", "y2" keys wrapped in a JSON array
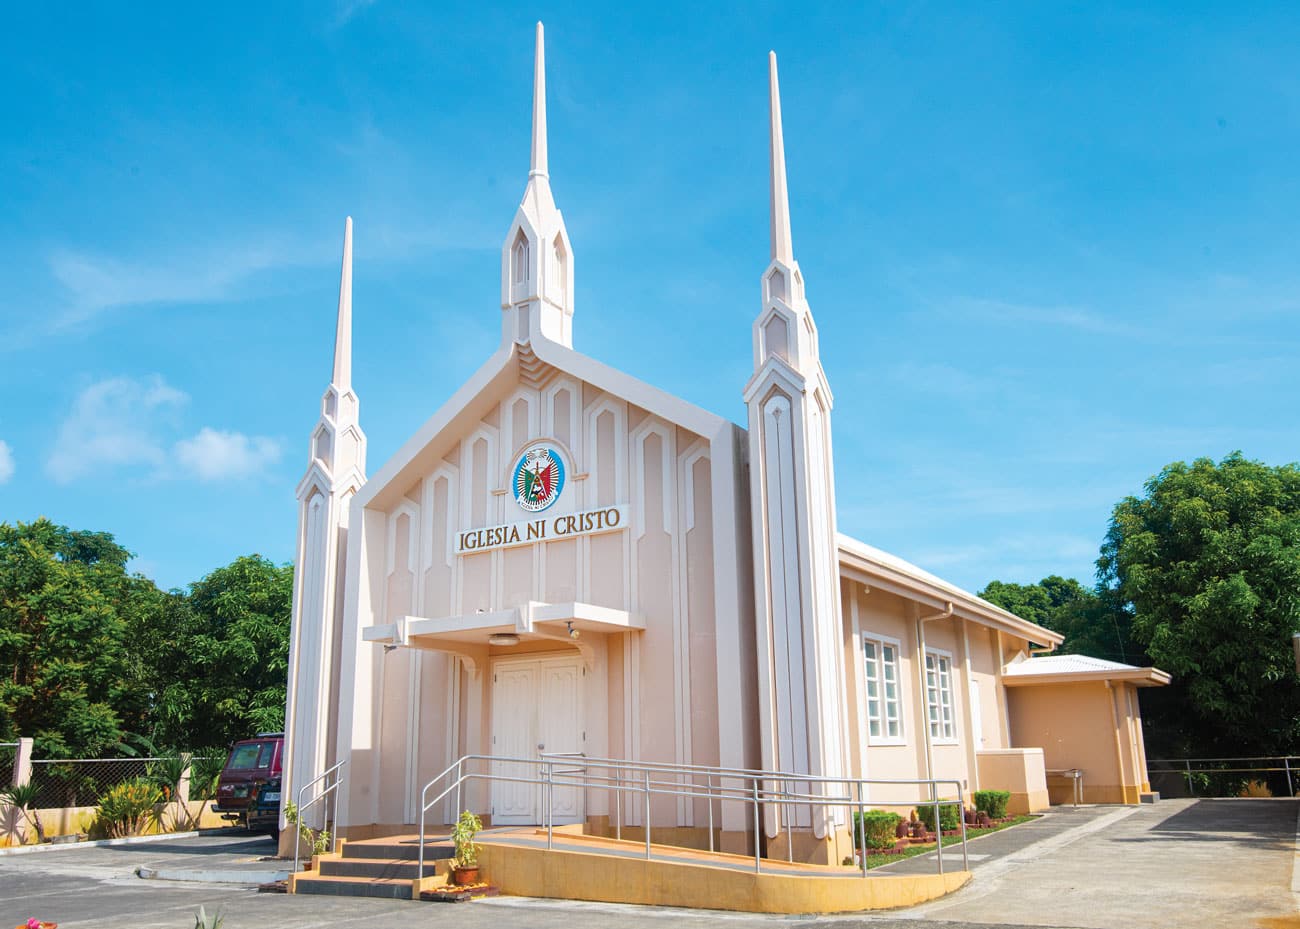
[
  {"x1": 3, "y1": 782, "x2": 46, "y2": 844},
  {"x1": 188, "y1": 751, "x2": 226, "y2": 802},
  {"x1": 145, "y1": 751, "x2": 193, "y2": 830}
]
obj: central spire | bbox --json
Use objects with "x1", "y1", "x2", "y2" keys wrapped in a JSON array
[
  {"x1": 500, "y1": 21, "x2": 574, "y2": 348},
  {"x1": 531, "y1": 22, "x2": 548, "y2": 179},
  {"x1": 769, "y1": 51, "x2": 794, "y2": 265},
  {"x1": 332, "y1": 216, "x2": 353, "y2": 391}
]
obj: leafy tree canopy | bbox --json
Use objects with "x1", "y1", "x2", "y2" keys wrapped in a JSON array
[
  {"x1": 1099, "y1": 452, "x2": 1300, "y2": 756},
  {"x1": 0, "y1": 519, "x2": 149, "y2": 756},
  {"x1": 0, "y1": 518, "x2": 293, "y2": 758},
  {"x1": 980, "y1": 575, "x2": 1140, "y2": 665}
]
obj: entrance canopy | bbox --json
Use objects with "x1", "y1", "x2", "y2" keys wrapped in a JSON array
[{"x1": 362, "y1": 600, "x2": 643, "y2": 675}]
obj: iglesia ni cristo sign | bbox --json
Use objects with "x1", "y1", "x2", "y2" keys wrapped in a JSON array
[{"x1": 455, "y1": 505, "x2": 628, "y2": 554}]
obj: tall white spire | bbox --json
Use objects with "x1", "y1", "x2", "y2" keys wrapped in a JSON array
[
  {"x1": 332, "y1": 216, "x2": 353, "y2": 391},
  {"x1": 769, "y1": 52, "x2": 793, "y2": 265},
  {"x1": 744, "y1": 50, "x2": 848, "y2": 859},
  {"x1": 500, "y1": 21, "x2": 574, "y2": 348},
  {"x1": 531, "y1": 22, "x2": 548, "y2": 179},
  {"x1": 282, "y1": 214, "x2": 367, "y2": 854}
]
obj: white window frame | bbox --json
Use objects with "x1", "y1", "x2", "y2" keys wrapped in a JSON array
[
  {"x1": 861, "y1": 634, "x2": 905, "y2": 745},
  {"x1": 925, "y1": 649, "x2": 957, "y2": 744}
]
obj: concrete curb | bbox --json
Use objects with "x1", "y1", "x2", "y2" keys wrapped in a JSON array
[
  {"x1": 0, "y1": 830, "x2": 201, "y2": 857},
  {"x1": 136, "y1": 866, "x2": 289, "y2": 885}
]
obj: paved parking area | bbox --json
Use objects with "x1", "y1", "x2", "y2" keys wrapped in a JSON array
[
  {"x1": 899, "y1": 798, "x2": 1300, "y2": 929},
  {"x1": 1, "y1": 800, "x2": 1296, "y2": 929}
]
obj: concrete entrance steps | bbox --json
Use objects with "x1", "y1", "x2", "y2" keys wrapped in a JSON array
[
  {"x1": 289, "y1": 827, "x2": 970, "y2": 912},
  {"x1": 291, "y1": 834, "x2": 456, "y2": 900}
]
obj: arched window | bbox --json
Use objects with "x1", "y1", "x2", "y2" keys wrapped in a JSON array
[
  {"x1": 552, "y1": 234, "x2": 567, "y2": 306},
  {"x1": 512, "y1": 231, "x2": 530, "y2": 286}
]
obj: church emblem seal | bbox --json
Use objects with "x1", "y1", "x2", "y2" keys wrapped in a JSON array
[{"x1": 513, "y1": 445, "x2": 565, "y2": 512}]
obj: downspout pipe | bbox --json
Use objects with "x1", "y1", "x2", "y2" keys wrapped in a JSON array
[{"x1": 916, "y1": 602, "x2": 954, "y2": 784}]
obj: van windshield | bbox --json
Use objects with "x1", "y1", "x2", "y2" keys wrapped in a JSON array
[{"x1": 227, "y1": 741, "x2": 274, "y2": 771}]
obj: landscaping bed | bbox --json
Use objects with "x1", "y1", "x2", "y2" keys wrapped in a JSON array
[{"x1": 862, "y1": 814, "x2": 1039, "y2": 869}]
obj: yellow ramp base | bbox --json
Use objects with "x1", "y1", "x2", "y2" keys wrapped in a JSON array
[{"x1": 474, "y1": 833, "x2": 969, "y2": 914}]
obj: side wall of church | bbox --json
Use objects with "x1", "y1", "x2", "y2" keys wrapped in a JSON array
[
  {"x1": 840, "y1": 582, "x2": 1030, "y2": 809},
  {"x1": 351, "y1": 375, "x2": 732, "y2": 828}
]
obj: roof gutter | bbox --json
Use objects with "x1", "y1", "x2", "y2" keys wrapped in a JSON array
[{"x1": 839, "y1": 546, "x2": 1063, "y2": 647}]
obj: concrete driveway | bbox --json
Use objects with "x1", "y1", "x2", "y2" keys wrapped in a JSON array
[
  {"x1": 1, "y1": 800, "x2": 1295, "y2": 929},
  {"x1": 895, "y1": 798, "x2": 1299, "y2": 929}
]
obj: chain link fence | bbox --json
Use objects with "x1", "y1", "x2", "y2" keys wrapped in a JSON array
[
  {"x1": 0, "y1": 742, "x2": 17, "y2": 785},
  {"x1": 27, "y1": 758, "x2": 159, "y2": 808}
]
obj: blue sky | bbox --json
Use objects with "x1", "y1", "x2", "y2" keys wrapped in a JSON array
[{"x1": 2, "y1": 2, "x2": 1298, "y2": 594}]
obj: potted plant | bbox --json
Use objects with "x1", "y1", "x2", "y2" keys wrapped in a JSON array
[{"x1": 450, "y1": 810, "x2": 483, "y2": 885}]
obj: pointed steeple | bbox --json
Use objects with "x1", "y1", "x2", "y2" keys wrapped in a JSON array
[
  {"x1": 769, "y1": 52, "x2": 794, "y2": 265},
  {"x1": 745, "y1": 52, "x2": 847, "y2": 845},
  {"x1": 531, "y1": 22, "x2": 547, "y2": 179},
  {"x1": 500, "y1": 21, "x2": 574, "y2": 348},
  {"x1": 332, "y1": 216, "x2": 353, "y2": 391},
  {"x1": 284, "y1": 214, "x2": 367, "y2": 848}
]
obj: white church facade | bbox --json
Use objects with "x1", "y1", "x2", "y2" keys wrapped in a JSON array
[{"x1": 281, "y1": 24, "x2": 1163, "y2": 865}]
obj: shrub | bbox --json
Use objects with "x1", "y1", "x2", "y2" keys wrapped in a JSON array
[
  {"x1": 852, "y1": 810, "x2": 902, "y2": 850},
  {"x1": 284, "y1": 801, "x2": 331, "y2": 857},
  {"x1": 96, "y1": 778, "x2": 162, "y2": 838},
  {"x1": 916, "y1": 802, "x2": 961, "y2": 833},
  {"x1": 973, "y1": 790, "x2": 1010, "y2": 819}
]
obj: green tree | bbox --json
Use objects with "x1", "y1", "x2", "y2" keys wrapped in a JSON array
[
  {"x1": 0, "y1": 519, "x2": 156, "y2": 757},
  {"x1": 980, "y1": 576, "x2": 1140, "y2": 665},
  {"x1": 1099, "y1": 452, "x2": 1300, "y2": 757},
  {"x1": 167, "y1": 555, "x2": 294, "y2": 747}
]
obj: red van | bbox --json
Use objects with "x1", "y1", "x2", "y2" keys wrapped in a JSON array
[{"x1": 212, "y1": 732, "x2": 283, "y2": 834}]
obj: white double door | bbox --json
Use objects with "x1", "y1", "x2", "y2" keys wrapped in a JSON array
[{"x1": 489, "y1": 655, "x2": 585, "y2": 825}]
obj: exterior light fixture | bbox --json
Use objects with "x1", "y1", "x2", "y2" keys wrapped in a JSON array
[
  {"x1": 489, "y1": 633, "x2": 520, "y2": 646},
  {"x1": 567, "y1": 621, "x2": 580, "y2": 640}
]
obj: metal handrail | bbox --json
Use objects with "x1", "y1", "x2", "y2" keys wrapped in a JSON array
[
  {"x1": 293, "y1": 760, "x2": 346, "y2": 876},
  {"x1": 415, "y1": 753, "x2": 967, "y2": 886},
  {"x1": 1147, "y1": 755, "x2": 1300, "y2": 797}
]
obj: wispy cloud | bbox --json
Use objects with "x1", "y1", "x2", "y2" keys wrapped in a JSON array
[
  {"x1": 0, "y1": 440, "x2": 13, "y2": 484},
  {"x1": 47, "y1": 376, "x2": 187, "y2": 483},
  {"x1": 174, "y1": 428, "x2": 282, "y2": 482},
  {"x1": 952, "y1": 297, "x2": 1141, "y2": 337},
  {"x1": 47, "y1": 235, "x2": 326, "y2": 331},
  {"x1": 332, "y1": 0, "x2": 377, "y2": 27},
  {"x1": 47, "y1": 376, "x2": 282, "y2": 485}
]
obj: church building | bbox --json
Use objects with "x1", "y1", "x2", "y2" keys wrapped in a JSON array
[{"x1": 281, "y1": 24, "x2": 1166, "y2": 865}]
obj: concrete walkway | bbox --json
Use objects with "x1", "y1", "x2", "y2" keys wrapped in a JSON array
[
  {"x1": 2, "y1": 800, "x2": 1296, "y2": 928},
  {"x1": 889, "y1": 798, "x2": 1299, "y2": 929}
]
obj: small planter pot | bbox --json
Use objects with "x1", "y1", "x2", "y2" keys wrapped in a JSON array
[{"x1": 452, "y1": 866, "x2": 480, "y2": 886}]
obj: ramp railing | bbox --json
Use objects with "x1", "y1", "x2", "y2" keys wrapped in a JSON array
[
  {"x1": 292, "y1": 759, "x2": 346, "y2": 876},
  {"x1": 416, "y1": 753, "x2": 967, "y2": 886}
]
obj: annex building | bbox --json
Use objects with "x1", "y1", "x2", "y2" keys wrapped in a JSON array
[{"x1": 281, "y1": 24, "x2": 1168, "y2": 866}]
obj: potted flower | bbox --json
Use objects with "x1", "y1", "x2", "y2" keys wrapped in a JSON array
[
  {"x1": 15, "y1": 920, "x2": 57, "y2": 929},
  {"x1": 450, "y1": 810, "x2": 483, "y2": 886}
]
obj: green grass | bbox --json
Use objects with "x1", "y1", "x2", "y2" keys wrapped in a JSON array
[{"x1": 863, "y1": 814, "x2": 1039, "y2": 869}]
